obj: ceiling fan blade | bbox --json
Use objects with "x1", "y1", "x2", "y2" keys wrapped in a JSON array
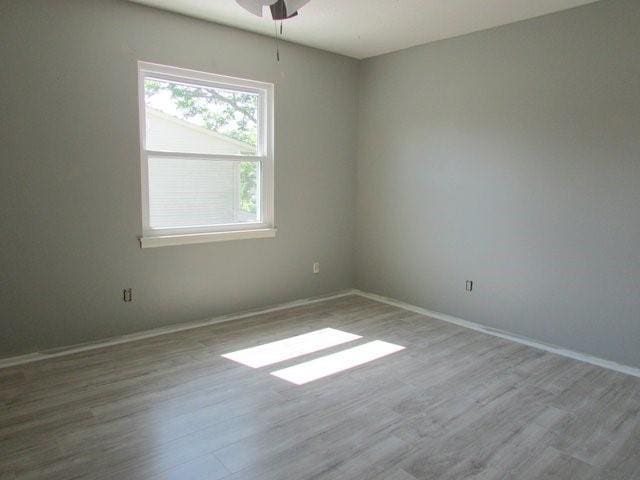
[
  {"x1": 283, "y1": 0, "x2": 311, "y2": 12},
  {"x1": 235, "y1": 0, "x2": 278, "y2": 17}
]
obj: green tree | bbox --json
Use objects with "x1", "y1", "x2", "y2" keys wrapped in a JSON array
[{"x1": 145, "y1": 80, "x2": 258, "y2": 215}]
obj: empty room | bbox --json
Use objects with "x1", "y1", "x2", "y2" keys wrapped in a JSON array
[{"x1": 1, "y1": 0, "x2": 639, "y2": 478}]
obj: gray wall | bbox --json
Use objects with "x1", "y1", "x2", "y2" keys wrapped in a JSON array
[
  {"x1": 356, "y1": 0, "x2": 640, "y2": 368},
  {"x1": 2, "y1": 0, "x2": 639, "y2": 369},
  {"x1": 0, "y1": 0, "x2": 358, "y2": 357}
]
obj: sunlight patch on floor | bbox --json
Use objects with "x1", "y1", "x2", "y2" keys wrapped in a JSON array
[
  {"x1": 221, "y1": 328, "x2": 361, "y2": 368},
  {"x1": 270, "y1": 340, "x2": 405, "y2": 385}
]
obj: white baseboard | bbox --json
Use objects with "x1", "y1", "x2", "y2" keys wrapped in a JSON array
[
  {"x1": 0, "y1": 289, "x2": 359, "y2": 370},
  {"x1": 353, "y1": 289, "x2": 640, "y2": 379},
  {"x1": 3, "y1": 288, "x2": 638, "y2": 379}
]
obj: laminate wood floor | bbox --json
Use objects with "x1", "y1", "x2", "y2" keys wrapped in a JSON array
[{"x1": 1, "y1": 295, "x2": 639, "y2": 479}]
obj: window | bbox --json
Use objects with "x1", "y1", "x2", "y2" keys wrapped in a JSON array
[{"x1": 137, "y1": 62, "x2": 274, "y2": 248}]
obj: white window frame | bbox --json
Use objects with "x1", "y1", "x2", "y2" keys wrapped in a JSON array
[{"x1": 137, "y1": 61, "x2": 275, "y2": 248}]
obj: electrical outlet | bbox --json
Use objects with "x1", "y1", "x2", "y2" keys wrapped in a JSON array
[
  {"x1": 313, "y1": 262, "x2": 320, "y2": 274},
  {"x1": 465, "y1": 281, "x2": 473, "y2": 292},
  {"x1": 123, "y1": 288, "x2": 133, "y2": 302}
]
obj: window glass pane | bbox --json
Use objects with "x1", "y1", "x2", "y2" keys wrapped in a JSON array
[
  {"x1": 148, "y1": 156, "x2": 260, "y2": 229},
  {"x1": 144, "y1": 78, "x2": 258, "y2": 156}
]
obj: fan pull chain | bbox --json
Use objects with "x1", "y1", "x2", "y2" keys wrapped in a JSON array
[
  {"x1": 274, "y1": 20, "x2": 280, "y2": 62},
  {"x1": 274, "y1": 20, "x2": 285, "y2": 62}
]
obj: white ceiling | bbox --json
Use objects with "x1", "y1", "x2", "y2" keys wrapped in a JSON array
[{"x1": 128, "y1": 0, "x2": 599, "y2": 59}]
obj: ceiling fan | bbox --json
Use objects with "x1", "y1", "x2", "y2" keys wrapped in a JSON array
[{"x1": 236, "y1": 0, "x2": 312, "y2": 21}]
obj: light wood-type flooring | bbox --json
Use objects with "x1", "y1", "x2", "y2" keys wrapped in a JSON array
[{"x1": 1, "y1": 295, "x2": 639, "y2": 479}]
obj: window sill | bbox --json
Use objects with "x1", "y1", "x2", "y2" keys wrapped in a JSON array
[{"x1": 139, "y1": 228, "x2": 277, "y2": 249}]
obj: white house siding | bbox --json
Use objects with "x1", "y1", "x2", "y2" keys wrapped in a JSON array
[
  {"x1": 148, "y1": 157, "x2": 239, "y2": 228},
  {"x1": 145, "y1": 110, "x2": 252, "y2": 228},
  {"x1": 146, "y1": 109, "x2": 254, "y2": 156}
]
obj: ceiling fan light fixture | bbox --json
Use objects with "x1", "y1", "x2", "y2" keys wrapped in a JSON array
[
  {"x1": 236, "y1": 0, "x2": 312, "y2": 20},
  {"x1": 270, "y1": 0, "x2": 297, "y2": 20}
]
